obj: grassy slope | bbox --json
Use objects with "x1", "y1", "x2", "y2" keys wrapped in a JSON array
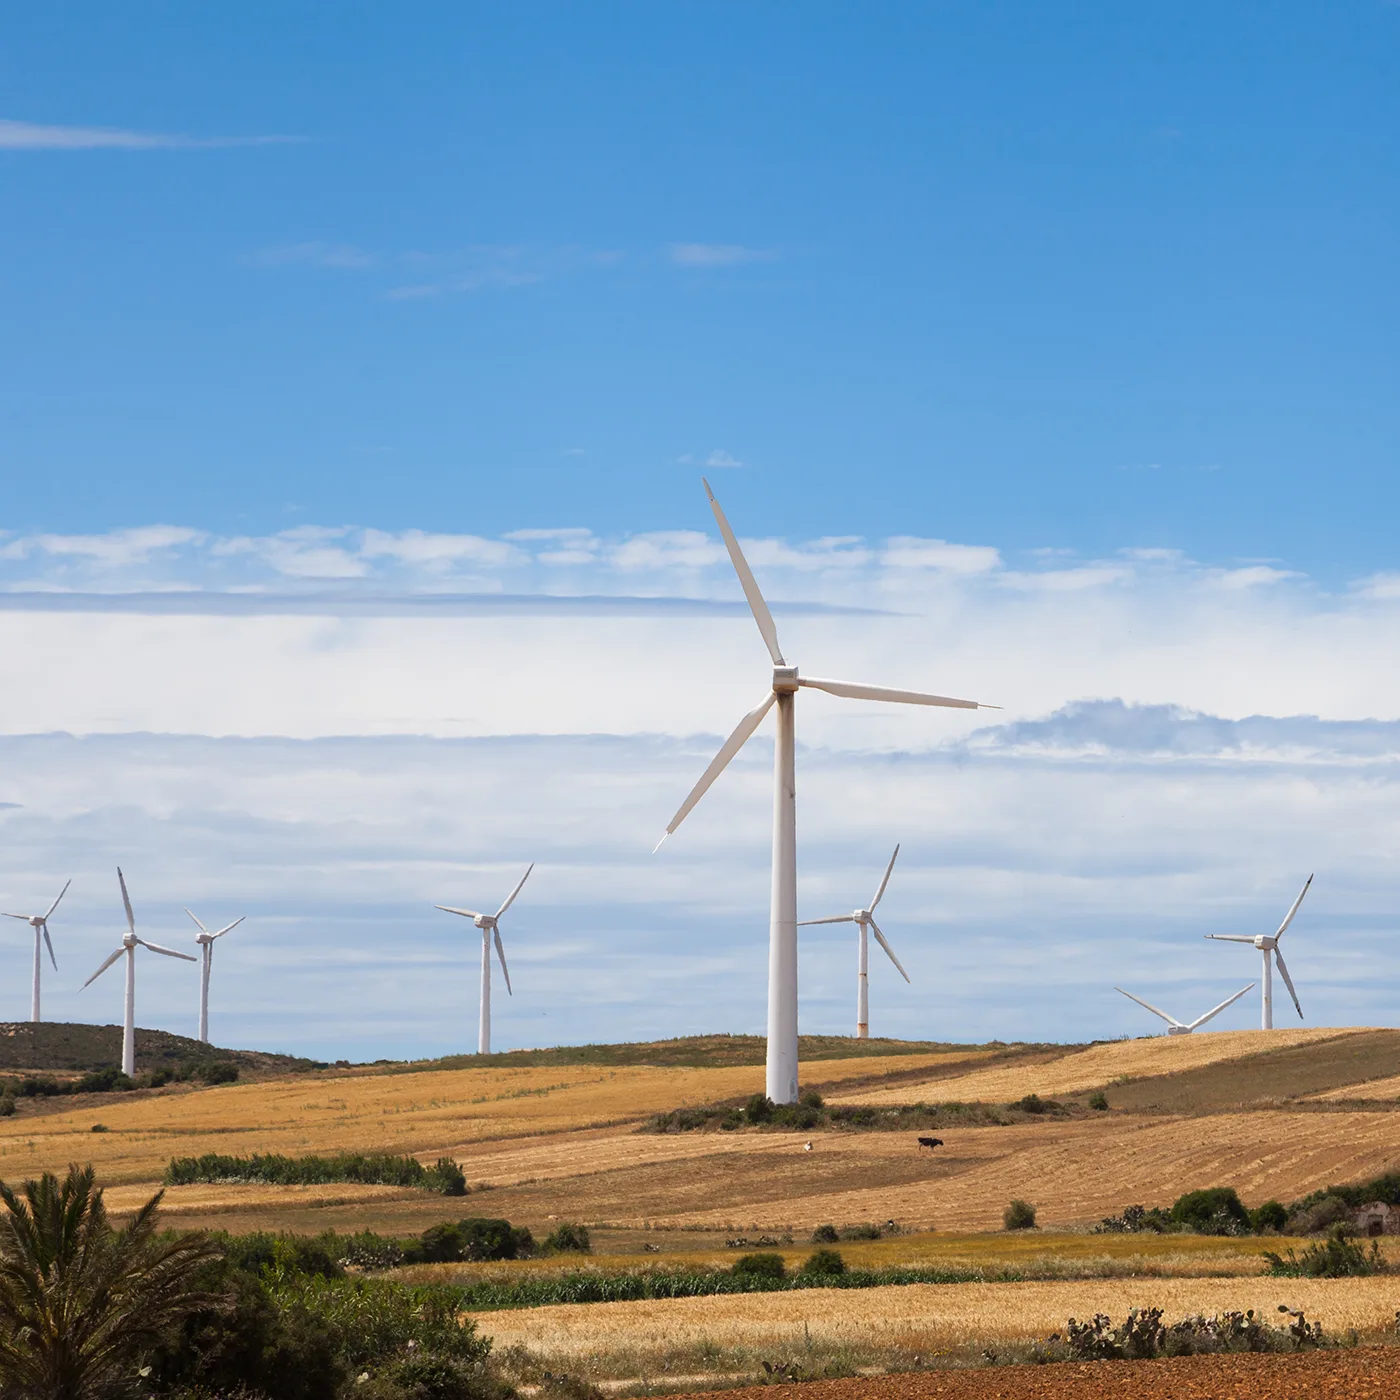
[{"x1": 0, "y1": 1021, "x2": 318, "y2": 1074}]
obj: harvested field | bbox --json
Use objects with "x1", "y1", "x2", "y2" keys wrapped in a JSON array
[
  {"x1": 660, "y1": 1350, "x2": 1400, "y2": 1400},
  {"x1": 1311, "y1": 1070, "x2": 1400, "y2": 1102},
  {"x1": 457, "y1": 1110, "x2": 1400, "y2": 1234},
  {"x1": 831, "y1": 1030, "x2": 1361, "y2": 1108},
  {"x1": 477, "y1": 1276, "x2": 1400, "y2": 1356},
  {"x1": 0, "y1": 1052, "x2": 959, "y2": 1189}
]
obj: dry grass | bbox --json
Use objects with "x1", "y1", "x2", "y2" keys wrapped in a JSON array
[
  {"x1": 1310, "y1": 1072, "x2": 1400, "y2": 1103},
  {"x1": 831, "y1": 1030, "x2": 1361, "y2": 1108},
  {"x1": 476, "y1": 1276, "x2": 1400, "y2": 1358},
  {"x1": 0, "y1": 1052, "x2": 959, "y2": 1190}
]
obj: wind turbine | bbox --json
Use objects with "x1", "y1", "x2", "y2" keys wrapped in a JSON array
[
  {"x1": 3, "y1": 879, "x2": 69, "y2": 1022},
  {"x1": 435, "y1": 864, "x2": 532, "y2": 1055},
  {"x1": 1116, "y1": 983, "x2": 1256, "y2": 1036},
  {"x1": 1204, "y1": 875, "x2": 1313, "y2": 1029},
  {"x1": 799, "y1": 845, "x2": 910, "y2": 1039},
  {"x1": 184, "y1": 908, "x2": 246, "y2": 1044},
  {"x1": 656, "y1": 481, "x2": 996, "y2": 1104},
  {"x1": 83, "y1": 868, "x2": 197, "y2": 1076}
]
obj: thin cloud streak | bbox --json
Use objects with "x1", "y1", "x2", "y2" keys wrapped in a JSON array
[{"x1": 0, "y1": 118, "x2": 301, "y2": 150}]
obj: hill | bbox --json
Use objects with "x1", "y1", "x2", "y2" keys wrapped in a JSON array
[{"x1": 0, "y1": 1021, "x2": 319, "y2": 1075}]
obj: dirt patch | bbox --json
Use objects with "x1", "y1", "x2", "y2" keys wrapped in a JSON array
[{"x1": 663, "y1": 1348, "x2": 1400, "y2": 1399}]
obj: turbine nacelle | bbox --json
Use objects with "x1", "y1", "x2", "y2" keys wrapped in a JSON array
[{"x1": 772, "y1": 665, "x2": 800, "y2": 693}]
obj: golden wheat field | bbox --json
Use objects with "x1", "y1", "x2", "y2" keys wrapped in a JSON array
[
  {"x1": 477, "y1": 1276, "x2": 1400, "y2": 1357},
  {"x1": 0, "y1": 1051, "x2": 959, "y2": 1188},
  {"x1": 1311, "y1": 1071, "x2": 1400, "y2": 1102},
  {"x1": 830, "y1": 1029, "x2": 1358, "y2": 1108}
]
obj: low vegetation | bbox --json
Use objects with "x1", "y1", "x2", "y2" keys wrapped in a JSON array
[
  {"x1": 1003, "y1": 1199, "x2": 1037, "y2": 1231},
  {"x1": 1033, "y1": 1304, "x2": 1331, "y2": 1363},
  {"x1": 1, "y1": 1060, "x2": 240, "y2": 1104},
  {"x1": 643, "y1": 1089, "x2": 1087, "y2": 1134},
  {"x1": 164, "y1": 1151, "x2": 468, "y2": 1195},
  {"x1": 1264, "y1": 1226, "x2": 1390, "y2": 1278}
]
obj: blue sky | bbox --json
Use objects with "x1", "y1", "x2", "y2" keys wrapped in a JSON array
[{"x1": 1, "y1": 5, "x2": 1399, "y2": 1058}]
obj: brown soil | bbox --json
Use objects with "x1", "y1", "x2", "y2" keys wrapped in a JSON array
[{"x1": 667, "y1": 1348, "x2": 1400, "y2": 1399}]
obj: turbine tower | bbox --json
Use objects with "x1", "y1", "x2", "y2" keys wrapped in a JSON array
[
  {"x1": 83, "y1": 868, "x2": 197, "y2": 1076},
  {"x1": 1115, "y1": 983, "x2": 1255, "y2": 1036},
  {"x1": 1205, "y1": 875, "x2": 1313, "y2": 1030},
  {"x1": 657, "y1": 481, "x2": 995, "y2": 1103},
  {"x1": 436, "y1": 863, "x2": 532, "y2": 1054},
  {"x1": 3, "y1": 879, "x2": 70, "y2": 1021},
  {"x1": 185, "y1": 908, "x2": 246, "y2": 1043},
  {"x1": 799, "y1": 845, "x2": 910, "y2": 1039}
]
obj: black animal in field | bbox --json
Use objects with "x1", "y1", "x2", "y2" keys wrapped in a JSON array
[{"x1": 917, "y1": 1135, "x2": 944, "y2": 1150}]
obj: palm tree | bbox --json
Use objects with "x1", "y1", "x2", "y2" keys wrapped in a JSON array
[{"x1": 0, "y1": 1163, "x2": 223, "y2": 1400}]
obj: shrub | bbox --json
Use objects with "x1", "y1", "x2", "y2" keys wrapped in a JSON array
[
  {"x1": 1251, "y1": 1200, "x2": 1288, "y2": 1233},
  {"x1": 731, "y1": 1251, "x2": 786, "y2": 1280},
  {"x1": 164, "y1": 1150, "x2": 469, "y2": 1195},
  {"x1": 743, "y1": 1093, "x2": 775, "y2": 1124},
  {"x1": 811, "y1": 1223, "x2": 839, "y2": 1244},
  {"x1": 0, "y1": 1096, "x2": 13, "y2": 1118},
  {"x1": 544, "y1": 1222, "x2": 591, "y2": 1253},
  {"x1": 426, "y1": 1157, "x2": 468, "y2": 1196},
  {"x1": 839, "y1": 1222, "x2": 882, "y2": 1241},
  {"x1": 1171, "y1": 1187, "x2": 1251, "y2": 1236},
  {"x1": 1289, "y1": 1193, "x2": 1352, "y2": 1236},
  {"x1": 147, "y1": 1066, "x2": 174, "y2": 1088},
  {"x1": 1264, "y1": 1225, "x2": 1389, "y2": 1278},
  {"x1": 197, "y1": 1060, "x2": 241, "y2": 1084},
  {"x1": 76, "y1": 1066, "x2": 135, "y2": 1093},
  {"x1": 799, "y1": 1248, "x2": 846, "y2": 1277},
  {"x1": 1014, "y1": 1093, "x2": 1048, "y2": 1114},
  {"x1": 1088, "y1": 1091, "x2": 1108, "y2": 1111},
  {"x1": 359, "y1": 1351, "x2": 514, "y2": 1400},
  {"x1": 90, "y1": 1122, "x2": 108, "y2": 1133},
  {"x1": 799, "y1": 1090, "x2": 824, "y2": 1110},
  {"x1": 1094, "y1": 1204, "x2": 1172, "y2": 1234},
  {"x1": 1003, "y1": 1199, "x2": 1037, "y2": 1231}
]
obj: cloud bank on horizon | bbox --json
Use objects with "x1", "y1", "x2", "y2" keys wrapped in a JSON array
[{"x1": 0, "y1": 515, "x2": 1396, "y2": 1058}]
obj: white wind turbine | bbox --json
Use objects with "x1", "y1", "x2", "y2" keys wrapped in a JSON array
[
  {"x1": 1116, "y1": 983, "x2": 1256, "y2": 1036},
  {"x1": 799, "y1": 845, "x2": 910, "y2": 1039},
  {"x1": 3, "y1": 879, "x2": 70, "y2": 1022},
  {"x1": 1204, "y1": 875, "x2": 1313, "y2": 1030},
  {"x1": 657, "y1": 481, "x2": 996, "y2": 1103},
  {"x1": 83, "y1": 868, "x2": 197, "y2": 1076},
  {"x1": 436, "y1": 864, "x2": 533, "y2": 1055},
  {"x1": 184, "y1": 908, "x2": 246, "y2": 1044}
]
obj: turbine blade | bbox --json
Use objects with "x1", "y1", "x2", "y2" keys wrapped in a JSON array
[
  {"x1": 137, "y1": 938, "x2": 198, "y2": 962},
  {"x1": 44, "y1": 879, "x2": 72, "y2": 921},
  {"x1": 1274, "y1": 873, "x2": 1314, "y2": 941},
  {"x1": 1272, "y1": 949, "x2": 1303, "y2": 1018},
  {"x1": 1204, "y1": 935, "x2": 1257, "y2": 943},
  {"x1": 0, "y1": 912, "x2": 30, "y2": 921},
  {"x1": 1114, "y1": 987, "x2": 1183, "y2": 1028},
  {"x1": 703, "y1": 478, "x2": 785, "y2": 666},
  {"x1": 797, "y1": 915, "x2": 857, "y2": 926},
  {"x1": 798, "y1": 676, "x2": 993, "y2": 709},
  {"x1": 657, "y1": 691, "x2": 777, "y2": 843},
  {"x1": 84, "y1": 946, "x2": 125, "y2": 988},
  {"x1": 494, "y1": 928, "x2": 513, "y2": 995},
  {"x1": 212, "y1": 916, "x2": 245, "y2": 939},
  {"x1": 869, "y1": 919, "x2": 911, "y2": 983},
  {"x1": 42, "y1": 925, "x2": 57, "y2": 971},
  {"x1": 1186, "y1": 983, "x2": 1256, "y2": 1030},
  {"x1": 495, "y1": 863, "x2": 534, "y2": 919},
  {"x1": 435, "y1": 905, "x2": 483, "y2": 920},
  {"x1": 117, "y1": 867, "x2": 136, "y2": 934},
  {"x1": 870, "y1": 844, "x2": 900, "y2": 911},
  {"x1": 184, "y1": 907, "x2": 210, "y2": 934}
]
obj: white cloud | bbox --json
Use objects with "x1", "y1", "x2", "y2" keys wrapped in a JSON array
[
  {"x1": 1209, "y1": 565, "x2": 1301, "y2": 591},
  {"x1": 0, "y1": 119, "x2": 294, "y2": 150},
  {"x1": 360, "y1": 529, "x2": 522, "y2": 569},
  {"x1": 669, "y1": 243, "x2": 772, "y2": 268},
  {"x1": 0, "y1": 525, "x2": 204, "y2": 567},
  {"x1": 882, "y1": 538, "x2": 1002, "y2": 574}
]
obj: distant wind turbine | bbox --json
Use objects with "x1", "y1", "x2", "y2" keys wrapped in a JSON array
[
  {"x1": 656, "y1": 481, "x2": 996, "y2": 1104},
  {"x1": 83, "y1": 868, "x2": 197, "y2": 1076},
  {"x1": 800, "y1": 846, "x2": 909, "y2": 1039},
  {"x1": 1204, "y1": 875, "x2": 1313, "y2": 1029},
  {"x1": 436, "y1": 864, "x2": 533, "y2": 1054},
  {"x1": 185, "y1": 908, "x2": 246, "y2": 1044},
  {"x1": 1115, "y1": 983, "x2": 1256, "y2": 1036},
  {"x1": 3, "y1": 879, "x2": 70, "y2": 1022}
]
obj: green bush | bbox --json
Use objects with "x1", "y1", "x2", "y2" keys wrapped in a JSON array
[
  {"x1": 195, "y1": 1060, "x2": 240, "y2": 1085},
  {"x1": 838, "y1": 1222, "x2": 882, "y2": 1241},
  {"x1": 164, "y1": 1151, "x2": 468, "y2": 1195},
  {"x1": 1171, "y1": 1187, "x2": 1251, "y2": 1236},
  {"x1": 1250, "y1": 1200, "x2": 1288, "y2": 1233},
  {"x1": 1264, "y1": 1225, "x2": 1389, "y2": 1278},
  {"x1": 1088, "y1": 1091, "x2": 1108, "y2": 1111},
  {"x1": 743, "y1": 1093, "x2": 775, "y2": 1124},
  {"x1": 1014, "y1": 1093, "x2": 1048, "y2": 1114},
  {"x1": 76, "y1": 1066, "x2": 135, "y2": 1094},
  {"x1": 731, "y1": 1251, "x2": 786, "y2": 1280},
  {"x1": 1003, "y1": 1199, "x2": 1037, "y2": 1231},
  {"x1": 811, "y1": 1223, "x2": 839, "y2": 1244},
  {"x1": 799, "y1": 1248, "x2": 846, "y2": 1277},
  {"x1": 0, "y1": 1096, "x2": 14, "y2": 1118},
  {"x1": 358, "y1": 1351, "x2": 514, "y2": 1400},
  {"x1": 426, "y1": 1157, "x2": 468, "y2": 1196},
  {"x1": 799, "y1": 1090, "x2": 824, "y2": 1109},
  {"x1": 544, "y1": 1222, "x2": 591, "y2": 1253}
]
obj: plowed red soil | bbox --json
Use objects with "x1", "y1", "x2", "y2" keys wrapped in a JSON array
[{"x1": 670, "y1": 1347, "x2": 1400, "y2": 1399}]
